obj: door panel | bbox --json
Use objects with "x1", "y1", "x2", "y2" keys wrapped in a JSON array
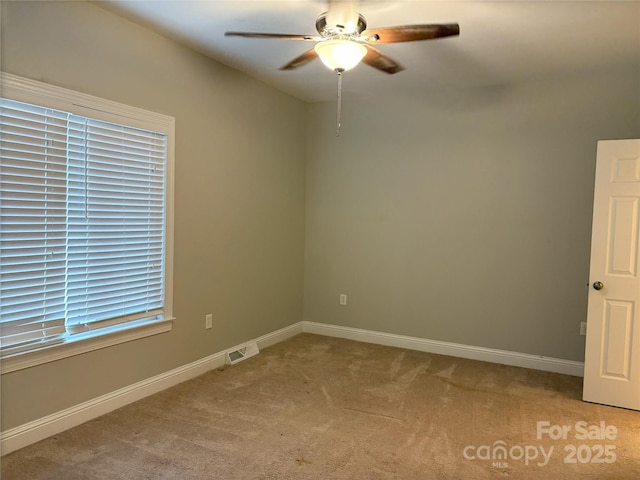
[
  {"x1": 607, "y1": 197, "x2": 638, "y2": 275},
  {"x1": 584, "y1": 139, "x2": 640, "y2": 410},
  {"x1": 601, "y1": 300, "x2": 633, "y2": 379}
]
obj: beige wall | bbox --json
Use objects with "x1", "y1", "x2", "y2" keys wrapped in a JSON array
[
  {"x1": 0, "y1": 1, "x2": 307, "y2": 429},
  {"x1": 303, "y1": 69, "x2": 640, "y2": 362}
]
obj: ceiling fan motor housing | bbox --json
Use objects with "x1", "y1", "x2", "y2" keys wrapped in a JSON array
[{"x1": 316, "y1": 12, "x2": 367, "y2": 37}]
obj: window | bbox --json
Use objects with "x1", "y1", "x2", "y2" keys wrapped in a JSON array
[{"x1": 0, "y1": 74, "x2": 174, "y2": 372}]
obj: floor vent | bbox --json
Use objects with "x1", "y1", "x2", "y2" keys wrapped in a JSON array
[{"x1": 226, "y1": 341, "x2": 260, "y2": 365}]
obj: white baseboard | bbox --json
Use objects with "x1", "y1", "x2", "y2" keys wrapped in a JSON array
[
  {"x1": 0, "y1": 322, "x2": 303, "y2": 456},
  {"x1": 255, "y1": 321, "x2": 303, "y2": 350},
  {"x1": 302, "y1": 321, "x2": 585, "y2": 378}
]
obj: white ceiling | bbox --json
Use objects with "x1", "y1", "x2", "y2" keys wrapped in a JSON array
[{"x1": 96, "y1": 1, "x2": 640, "y2": 103}]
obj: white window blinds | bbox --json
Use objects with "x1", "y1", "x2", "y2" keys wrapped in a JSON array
[
  {"x1": 0, "y1": 101, "x2": 68, "y2": 351},
  {"x1": 0, "y1": 98, "x2": 168, "y2": 356}
]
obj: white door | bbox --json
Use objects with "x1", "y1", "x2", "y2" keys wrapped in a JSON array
[{"x1": 583, "y1": 139, "x2": 640, "y2": 410}]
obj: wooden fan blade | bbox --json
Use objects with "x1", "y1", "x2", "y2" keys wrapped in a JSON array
[
  {"x1": 362, "y1": 23, "x2": 459, "y2": 44},
  {"x1": 225, "y1": 32, "x2": 321, "y2": 41},
  {"x1": 362, "y1": 45, "x2": 404, "y2": 74},
  {"x1": 280, "y1": 48, "x2": 318, "y2": 71}
]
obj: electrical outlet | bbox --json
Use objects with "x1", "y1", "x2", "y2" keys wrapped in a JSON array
[
  {"x1": 580, "y1": 322, "x2": 587, "y2": 336},
  {"x1": 339, "y1": 294, "x2": 347, "y2": 306},
  {"x1": 205, "y1": 313, "x2": 213, "y2": 330}
]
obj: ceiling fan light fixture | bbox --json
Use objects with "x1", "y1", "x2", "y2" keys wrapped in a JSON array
[{"x1": 314, "y1": 39, "x2": 367, "y2": 72}]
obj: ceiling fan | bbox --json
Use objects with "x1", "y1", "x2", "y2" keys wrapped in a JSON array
[{"x1": 225, "y1": 0, "x2": 460, "y2": 133}]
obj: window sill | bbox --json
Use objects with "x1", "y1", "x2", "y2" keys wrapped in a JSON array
[{"x1": 0, "y1": 318, "x2": 174, "y2": 374}]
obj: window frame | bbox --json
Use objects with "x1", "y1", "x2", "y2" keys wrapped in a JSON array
[{"x1": 0, "y1": 73, "x2": 175, "y2": 374}]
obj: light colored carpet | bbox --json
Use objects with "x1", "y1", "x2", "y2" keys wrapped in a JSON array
[{"x1": 2, "y1": 333, "x2": 639, "y2": 479}]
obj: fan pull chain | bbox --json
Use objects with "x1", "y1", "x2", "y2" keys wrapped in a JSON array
[{"x1": 336, "y1": 69, "x2": 343, "y2": 137}]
